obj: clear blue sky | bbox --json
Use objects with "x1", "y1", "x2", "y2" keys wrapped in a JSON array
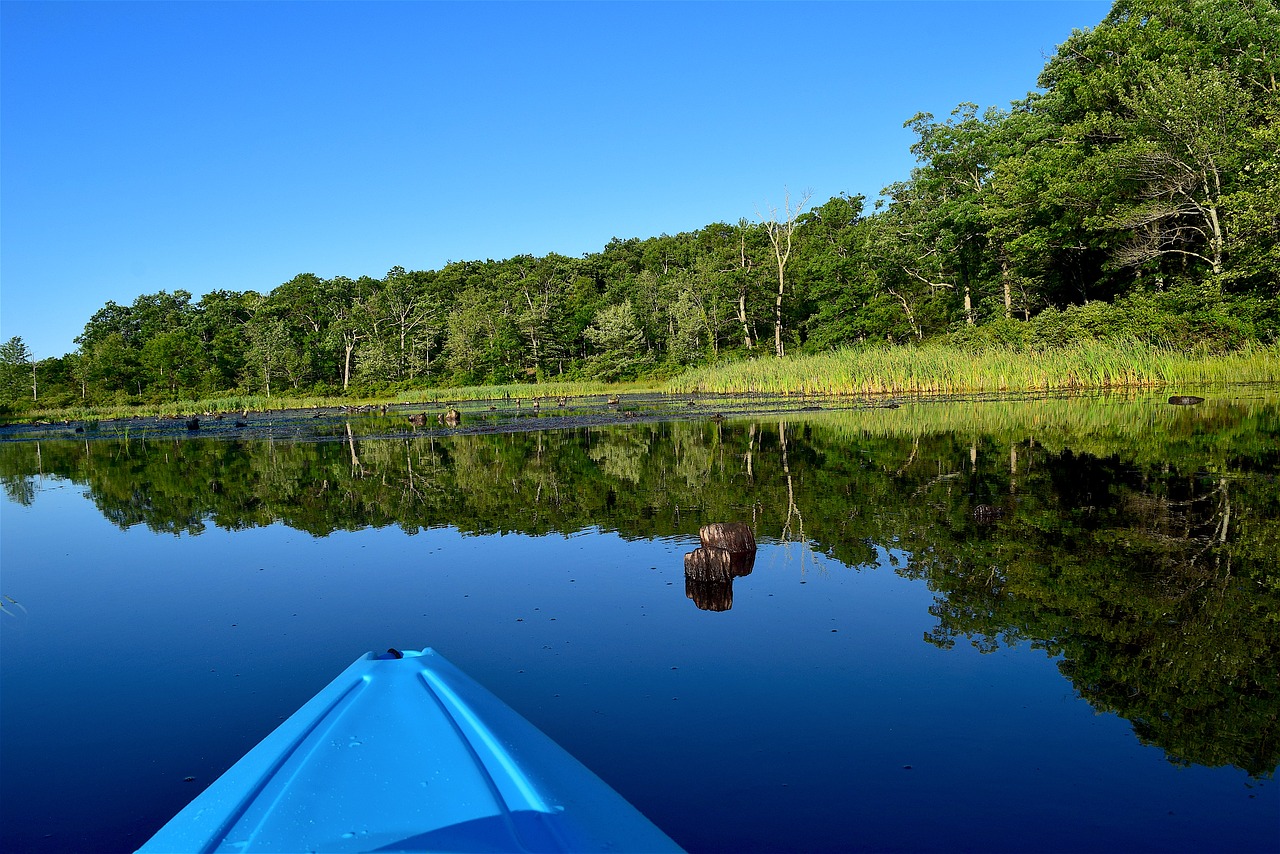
[{"x1": 1, "y1": 1, "x2": 1112, "y2": 359}]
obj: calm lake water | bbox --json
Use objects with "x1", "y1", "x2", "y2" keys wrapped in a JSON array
[{"x1": 1, "y1": 391, "x2": 1277, "y2": 853}]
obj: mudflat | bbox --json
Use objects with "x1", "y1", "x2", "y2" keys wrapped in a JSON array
[{"x1": 0, "y1": 391, "x2": 916, "y2": 442}]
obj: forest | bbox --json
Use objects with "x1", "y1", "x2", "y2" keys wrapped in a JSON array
[{"x1": 2, "y1": 0, "x2": 1277, "y2": 412}]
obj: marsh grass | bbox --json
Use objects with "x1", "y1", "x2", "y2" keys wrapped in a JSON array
[
  {"x1": 11, "y1": 343, "x2": 1276, "y2": 424},
  {"x1": 401, "y1": 379, "x2": 652, "y2": 404},
  {"x1": 666, "y1": 341, "x2": 1280, "y2": 395}
]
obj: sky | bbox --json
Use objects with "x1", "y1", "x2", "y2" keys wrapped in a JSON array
[{"x1": 1, "y1": 0, "x2": 1113, "y2": 359}]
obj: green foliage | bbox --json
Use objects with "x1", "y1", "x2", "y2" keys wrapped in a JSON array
[
  {"x1": 0, "y1": 337, "x2": 34, "y2": 404},
  {"x1": 1016, "y1": 287, "x2": 1270, "y2": 350},
  {"x1": 584, "y1": 301, "x2": 653, "y2": 381}
]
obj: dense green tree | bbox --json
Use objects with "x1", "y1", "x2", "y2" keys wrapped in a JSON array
[
  {"x1": 0, "y1": 337, "x2": 34, "y2": 403},
  {"x1": 584, "y1": 300, "x2": 651, "y2": 381},
  {"x1": 263, "y1": 273, "x2": 340, "y2": 389},
  {"x1": 140, "y1": 328, "x2": 202, "y2": 397},
  {"x1": 1222, "y1": 101, "x2": 1280, "y2": 303},
  {"x1": 444, "y1": 285, "x2": 518, "y2": 384},
  {"x1": 245, "y1": 316, "x2": 301, "y2": 397},
  {"x1": 194, "y1": 290, "x2": 254, "y2": 393},
  {"x1": 860, "y1": 194, "x2": 959, "y2": 341},
  {"x1": 1030, "y1": 0, "x2": 1280, "y2": 298},
  {"x1": 797, "y1": 193, "x2": 871, "y2": 348}
]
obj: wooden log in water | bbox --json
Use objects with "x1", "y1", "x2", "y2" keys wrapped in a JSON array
[
  {"x1": 685, "y1": 548, "x2": 734, "y2": 611},
  {"x1": 684, "y1": 547, "x2": 733, "y2": 582},
  {"x1": 1168, "y1": 395, "x2": 1205, "y2": 406},
  {"x1": 699, "y1": 522, "x2": 756, "y2": 555}
]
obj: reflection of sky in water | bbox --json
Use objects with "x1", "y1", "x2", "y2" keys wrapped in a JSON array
[{"x1": 1, "y1": 476, "x2": 1274, "y2": 854}]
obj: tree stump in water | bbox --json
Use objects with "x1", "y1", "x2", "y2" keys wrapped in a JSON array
[
  {"x1": 685, "y1": 547, "x2": 733, "y2": 581},
  {"x1": 699, "y1": 522, "x2": 756, "y2": 555},
  {"x1": 683, "y1": 544, "x2": 757, "y2": 612},
  {"x1": 684, "y1": 547, "x2": 734, "y2": 612},
  {"x1": 1168, "y1": 395, "x2": 1205, "y2": 406}
]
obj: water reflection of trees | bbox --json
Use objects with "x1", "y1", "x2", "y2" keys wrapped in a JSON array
[
  {"x1": 903, "y1": 443, "x2": 1280, "y2": 778},
  {"x1": 1, "y1": 397, "x2": 1277, "y2": 776}
]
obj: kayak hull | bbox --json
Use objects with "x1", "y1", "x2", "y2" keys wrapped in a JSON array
[{"x1": 138, "y1": 649, "x2": 681, "y2": 853}]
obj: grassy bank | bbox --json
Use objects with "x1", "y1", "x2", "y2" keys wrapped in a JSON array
[
  {"x1": 666, "y1": 341, "x2": 1280, "y2": 396},
  {"x1": 10, "y1": 380, "x2": 658, "y2": 424},
  {"x1": 9, "y1": 342, "x2": 1279, "y2": 424}
]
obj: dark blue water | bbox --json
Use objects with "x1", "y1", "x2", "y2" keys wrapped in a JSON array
[{"x1": 2, "y1": 476, "x2": 1272, "y2": 853}]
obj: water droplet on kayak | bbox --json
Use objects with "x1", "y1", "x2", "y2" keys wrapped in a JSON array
[
  {"x1": 341, "y1": 832, "x2": 355, "y2": 839},
  {"x1": 349, "y1": 741, "x2": 362, "y2": 747}
]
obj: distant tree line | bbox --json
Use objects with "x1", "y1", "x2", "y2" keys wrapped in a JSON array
[{"x1": 3, "y1": 0, "x2": 1276, "y2": 411}]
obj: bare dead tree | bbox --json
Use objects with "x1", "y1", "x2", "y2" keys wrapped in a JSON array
[{"x1": 758, "y1": 187, "x2": 813, "y2": 357}]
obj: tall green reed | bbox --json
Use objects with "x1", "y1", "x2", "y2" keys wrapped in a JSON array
[{"x1": 666, "y1": 342, "x2": 1280, "y2": 395}]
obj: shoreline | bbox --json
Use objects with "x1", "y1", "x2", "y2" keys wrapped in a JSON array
[{"x1": 2, "y1": 384, "x2": 1272, "y2": 443}]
